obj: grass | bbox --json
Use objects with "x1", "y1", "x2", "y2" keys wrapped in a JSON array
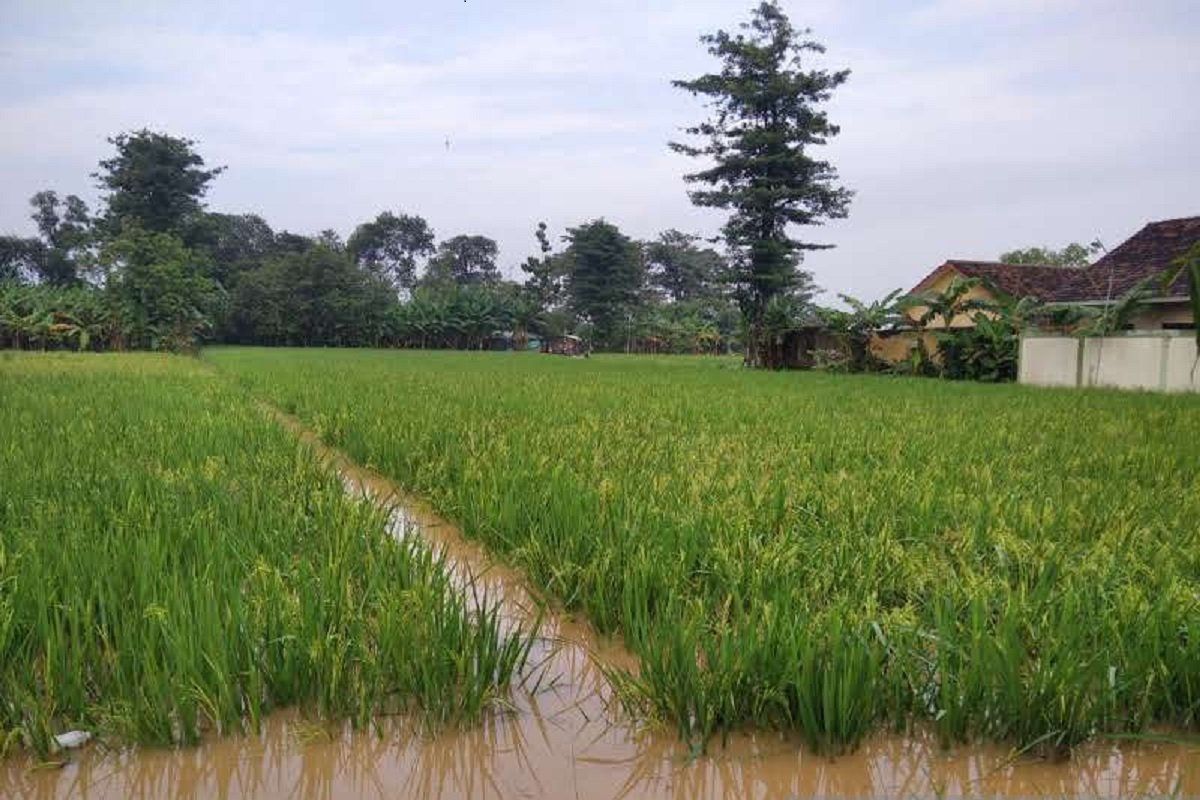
[
  {"x1": 206, "y1": 347, "x2": 1200, "y2": 755},
  {"x1": 0, "y1": 352, "x2": 531, "y2": 757}
]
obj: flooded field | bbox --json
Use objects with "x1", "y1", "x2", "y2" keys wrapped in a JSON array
[
  {"x1": 210, "y1": 348, "x2": 1200, "y2": 756},
  {"x1": 7, "y1": 405, "x2": 1194, "y2": 800},
  {"x1": 6, "y1": 710, "x2": 1197, "y2": 799}
]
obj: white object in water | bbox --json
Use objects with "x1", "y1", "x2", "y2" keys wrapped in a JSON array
[{"x1": 53, "y1": 730, "x2": 92, "y2": 749}]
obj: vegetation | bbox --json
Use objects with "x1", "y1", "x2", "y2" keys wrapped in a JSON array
[
  {"x1": 672, "y1": 1, "x2": 852, "y2": 367},
  {"x1": 209, "y1": 348, "x2": 1200, "y2": 755},
  {"x1": 347, "y1": 210, "x2": 436, "y2": 292},
  {"x1": 999, "y1": 242, "x2": 1102, "y2": 268},
  {"x1": 0, "y1": 283, "x2": 115, "y2": 351},
  {"x1": 1166, "y1": 242, "x2": 1200, "y2": 349},
  {"x1": 1, "y1": 130, "x2": 744, "y2": 356},
  {"x1": 0, "y1": 353, "x2": 530, "y2": 757}
]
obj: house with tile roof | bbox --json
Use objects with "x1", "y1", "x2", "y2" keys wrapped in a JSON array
[
  {"x1": 905, "y1": 215, "x2": 1198, "y2": 330},
  {"x1": 871, "y1": 216, "x2": 1197, "y2": 364}
]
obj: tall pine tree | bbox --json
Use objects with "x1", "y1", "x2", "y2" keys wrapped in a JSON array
[{"x1": 672, "y1": 1, "x2": 851, "y2": 367}]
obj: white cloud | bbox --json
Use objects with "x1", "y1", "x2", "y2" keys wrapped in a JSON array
[{"x1": 1, "y1": 1, "x2": 1196, "y2": 298}]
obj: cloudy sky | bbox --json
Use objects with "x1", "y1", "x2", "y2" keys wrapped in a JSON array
[{"x1": 1, "y1": 0, "x2": 1196, "y2": 301}]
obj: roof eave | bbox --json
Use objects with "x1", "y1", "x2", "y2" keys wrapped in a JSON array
[{"x1": 1047, "y1": 295, "x2": 1190, "y2": 307}]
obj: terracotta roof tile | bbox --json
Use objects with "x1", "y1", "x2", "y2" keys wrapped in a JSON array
[
  {"x1": 1054, "y1": 216, "x2": 1199, "y2": 301},
  {"x1": 907, "y1": 216, "x2": 1198, "y2": 304},
  {"x1": 946, "y1": 261, "x2": 1075, "y2": 300}
]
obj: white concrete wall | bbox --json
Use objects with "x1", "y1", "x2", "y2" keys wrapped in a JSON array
[
  {"x1": 1019, "y1": 333, "x2": 1198, "y2": 393},
  {"x1": 1082, "y1": 337, "x2": 1164, "y2": 390},
  {"x1": 1165, "y1": 337, "x2": 1200, "y2": 392},
  {"x1": 1018, "y1": 337, "x2": 1079, "y2": 387}
]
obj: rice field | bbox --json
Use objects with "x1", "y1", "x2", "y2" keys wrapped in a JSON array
[
  {"x1": 0, "y1": 352, "x2": 530, "y2": 758},
  {"x1": 207, "y1": 347, "x2": 1200, "y2": 755}
]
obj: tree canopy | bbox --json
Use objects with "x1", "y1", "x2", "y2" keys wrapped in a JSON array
[
  {"x1": 93, "y1": 130, "x2": 224, "y2": 238},
  {"x1": 562, "y1": 219, "x2": 645, "y2": 348},
  {"x1": 999, "y1": 242, "x2": 1100, "y2": 267},
  {"x1": 672, "y1": 1, "x2": 851, "y2": 365},
  {"x1": 2, "y1": 127, "x2": 744, "y2": 355},
  {"x1": 424, "y1": 235, "x2": 501, "y2": 288},
  {"x1": 347, "y1": 211, "x2": 436, "y2": 291},
  {"x1": 644, "y1": 229, "x2": 725, "y2": 303}
]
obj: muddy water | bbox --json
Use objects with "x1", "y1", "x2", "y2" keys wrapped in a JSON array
[{"x1": 4, "y1": 409, "x2": 1198, "y2": 799}]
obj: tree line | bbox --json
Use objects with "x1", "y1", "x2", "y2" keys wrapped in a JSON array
[
  {"x1": 2, "y1": 1, "x2": 856, "y2": 363},
  {"x1": 0, "y1": 130, "x2": 745, "y2": 353}
]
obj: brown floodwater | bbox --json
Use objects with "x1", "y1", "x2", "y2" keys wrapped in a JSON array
[{"x1": 4, "y1": 408, "x2": 1197, "y2": 799}]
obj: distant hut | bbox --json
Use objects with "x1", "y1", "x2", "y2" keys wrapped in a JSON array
[
  {"x1": 484, "y1": 331, "x2": 513, "y2": 350},
  {"x1": 543, "y1": 334, "x2": 587, "y2": 357},
  {"x1": 776, "y1": 325, "x2": 845, "y2": 369}
]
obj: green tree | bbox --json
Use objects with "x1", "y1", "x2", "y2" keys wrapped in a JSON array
[
  {"x1": 672, "y1": 1, "x2": 851, "y2": 366},
  {"x1": 191, "y1": 212, "x2": 277, "y2": 289},
  {"x1": 424, "y1": 235, "x2": 500, "y2": 287},
  {"x1": 28, "y1": 190, "x2": 92, "y2": 285},
  {"x1": 229, "y1": 245, "x2": 393, "y2": 347},
  {"x1": 0, "y1": 192, "x2": 92, "y2": 286},
  {"x1": 100, "y1": 226, "x2": 218, "y2": 351},
  {"x1": 999, "y1": 242, "x2": 1100, "y2": 267},
  {"x1": 0, "y1": 236, "x2": 43, "y2": 284},
  {"x1": 562, "y1": 219, "x2": 644, "y2": 349},
  {"x1": 644, "y1": 230, "x2": 725, "y2": 303},
  {"x1": 93, "y1": 130, "x2": 224, "y2": 238},
  {"x1": 273, "y1": 230, "x2": 316, "y2": 256},
  {"x1": 520, "y1": 221, "x2": 565, "y2": 310},
  {"x1": 347, "y1": 211, "x2": 435, "y2": 291}
]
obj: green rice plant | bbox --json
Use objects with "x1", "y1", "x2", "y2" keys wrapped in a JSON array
[
  {"x1": 205, "y1": 347, "x2": 1200, "y2": 755},
  {"x1": 0, "y1": 352, "x2": 531, "y2": 757}
]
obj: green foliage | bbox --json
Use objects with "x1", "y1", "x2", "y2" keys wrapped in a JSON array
[
  {"x1": 347, "y1": 211, "x2": 436, "y2": 291},
  {"x1": 0, "y1": 354, "x2": 530, "y2": 755},
  {"x1": 900, "y1": 278, "x2": 1021, "y2": 382},
  {"x1": 228, "y1": 244, "x2": 394, "y2": 346},
  {"x1": 212, "y1": 348, "x2": 1200, "y2": 754},
  {"x1": 562, "y1": 219, "x2": 645, "y2": 349},
  {"x1": 625, "y1": 298, "x2": 741, "y2": 355},
  {"x1": 423, "y1": 234, "x2": 500, "y2": 288},
  {"x1": 1072, "y1": 277, "x2": 1157, "y2": 337},
  {"x1": 0, "y1": 283, "x2": 114, "y2": 351},
  {"x1": 390, "y1": 284, "x2": 514, "y2": 349},
  {"x1": 93, "y1": 129, "x2": 224, "y2": 237},
  {"x1": 999, "y1": 242, "x2": 1101, "y2": 267},
  {"x1": 27, "y1": 191, "x2": 92, "y2": 285},
  {"x1": 1164, "y1": 242, "x2": 1200, "y2": 348},
  {"x1": 520, "y1": 221, "x2": 565, "y2": 310},
  {"x1": 101, "y1": 226, "x2": 219, "y2": 351},
  {"x1": 190, "y1": 212, "x2": 278, "y2": 289},
  {"x1": 672, "y1": 1, "x2": 852, "y2": 359},
  {"x1": 0, "y1": 192, "x2": 93, "y2": 287},
  {"x1": 933, "y1": 313, "x2": 1020, "y2": 382},
  {"x1": 0, "y1": 237, "x2": 43, "y2": 284},
  {"x1": 644, "y1": 230, "x2": 725, "y2": 303},
  {"x1": 819, "y1": 289, "x2": 905, "y2": 371}
]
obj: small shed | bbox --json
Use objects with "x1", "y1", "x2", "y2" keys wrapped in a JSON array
[
  {"x1": 486, "y1": 331, "x2": 514, "y2": 351},
  {"x1": 543, "y1": 334, "x2": 587, "y2": 357},
  {"x1": 777, "y1": 326, "x2": 845, "y2": 369}
]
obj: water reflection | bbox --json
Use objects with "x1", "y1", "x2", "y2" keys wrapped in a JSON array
[{"x1": 5, "y1": 700, "x2": 1197, "y2": 799}]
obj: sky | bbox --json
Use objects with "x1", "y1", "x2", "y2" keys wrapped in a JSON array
[{"x1": 1, "y1": 0, "x2": 1197, "y2": 302}]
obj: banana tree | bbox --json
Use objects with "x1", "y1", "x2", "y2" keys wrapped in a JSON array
[
  {"x1": 821, "y1": 288, "x2": 906, "y2": 370},
  {"x1": 902, "y1": 277, "x2": 995, "y2": 329},
  {"x1": 1076, "y1": 277, "x2": 1156, "y2": 336},
  {"x1": 1163, "y1": 243, "x2": 1200, "y2": 348}
]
